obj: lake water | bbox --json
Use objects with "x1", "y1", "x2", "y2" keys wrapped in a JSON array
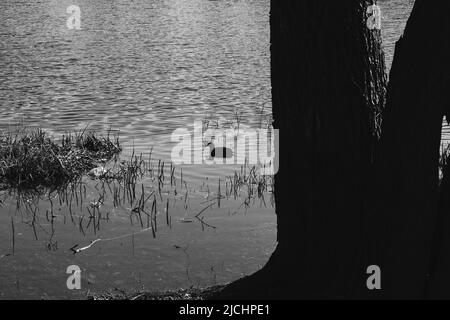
[
  {"x1": 379, "y1": 0, "x2": 416, "y2": 71},
  {"x1": 0, "y1": 0, "x2": 275, "y2": 299},
  {"x1": 0, "y1": 0, "x2": 273, "y2": 184},
  {"x1": 0, "y1": 0, "x2": 446, "y2": 299}
]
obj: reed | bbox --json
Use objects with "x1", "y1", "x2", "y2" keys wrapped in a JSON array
[
  {"x1": 1, "y1": 126, "x2": 276, "y2": 248},
  {"x1": 440, "y1": 144, "x2": 450, "y2": 182}
]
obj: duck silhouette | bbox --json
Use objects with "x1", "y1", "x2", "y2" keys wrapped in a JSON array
[{"x1": 206, "y1": 142, "x2": 233, "y2": 159}]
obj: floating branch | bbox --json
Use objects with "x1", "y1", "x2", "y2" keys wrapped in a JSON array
[{"x1": 70, "y1": 226, "x2": 154, "y2": 254}]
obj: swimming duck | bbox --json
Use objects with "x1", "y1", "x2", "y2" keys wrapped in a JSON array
[{"x1": 206, "y1": 142, "x2": 233, "y2": 159}]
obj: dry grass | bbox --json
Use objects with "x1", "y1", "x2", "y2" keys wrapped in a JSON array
[{"x1": 87, "y1": 285, "x2": 225, "y2": 300}]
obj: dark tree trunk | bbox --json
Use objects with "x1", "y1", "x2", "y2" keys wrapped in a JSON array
[
  {"x1": 365, "y1": 0, "x2": 450, "y2": 299},
  {"x1": 213, "y1": 1, "x2": 386, "y2": 299}
]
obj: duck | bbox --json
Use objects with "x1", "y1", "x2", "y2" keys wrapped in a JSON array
[{"x1": 206, "y1": 142, "x2": 233, "y2": 159}]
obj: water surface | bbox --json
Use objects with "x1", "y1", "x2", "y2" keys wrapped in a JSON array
[{"x1": 0, "y1": 0, "x2": 275, "y2": 299}]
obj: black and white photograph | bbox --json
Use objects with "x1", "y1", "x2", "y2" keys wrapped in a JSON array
[{"x1": 0, "y1": 0, "x2": 449, "y2": 305}]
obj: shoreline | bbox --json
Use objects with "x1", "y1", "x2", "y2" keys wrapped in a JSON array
[{"x1": 87, "y1": 285, "x2": 226, "y2": 300}]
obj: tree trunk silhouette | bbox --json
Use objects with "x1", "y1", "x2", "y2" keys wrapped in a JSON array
[
  {"x1": 213, "y1": 0, "x2": 386, "y2": 299},
  {"x1": 213, "y1": 0, "x2": 450, "y2": 300},
  {"x1": 365, "y1": 0, "x2": 450, "y2": 299}
]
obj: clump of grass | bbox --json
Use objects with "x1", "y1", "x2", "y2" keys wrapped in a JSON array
[
  {"x1": 63, "y1": 129, "x2": 121, "y2": 161},
  {"x1": 87, "y1": 285, "x2": 226, "y2": 300},
  {"x1": 0, "y1": 128, "x2": 121, "y2": 190}
]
